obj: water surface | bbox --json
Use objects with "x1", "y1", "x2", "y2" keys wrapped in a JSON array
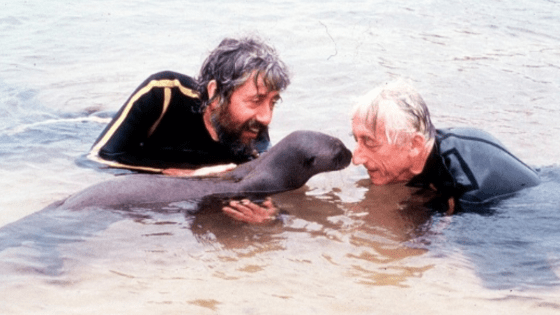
[{"x1": 1, "y1": 0, "x2": 559, "y2": 314}]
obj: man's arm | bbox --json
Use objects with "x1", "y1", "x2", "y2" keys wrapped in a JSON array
[
  {"x1": 89, "y1": 72, "x2": 205, "y2": 173},
  {"x1": 163, "y1": 163, "x2": 237, "y2": 177},
  {"x1": 88, "y1": 74, "x2": 169, "y2": 169}
]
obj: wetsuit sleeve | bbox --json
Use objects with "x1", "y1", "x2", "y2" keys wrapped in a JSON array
[{"x1": 88, "y1": 75, "x2": 171, "y2": 172}]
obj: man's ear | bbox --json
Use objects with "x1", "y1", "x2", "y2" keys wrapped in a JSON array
[
  {"x1": 409, "y1": 134, "x2": 426, "y2": 157},
  {"x1": 207, "y1": 80, "x2": 219, "y2": 110},
  {"x1": 409, "y1": 133, "x2": 429, "y2": 175}
]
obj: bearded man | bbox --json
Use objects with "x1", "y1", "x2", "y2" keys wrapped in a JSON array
[{"x1": 88, "y1": 36, "x2": 290, "y2": 177}]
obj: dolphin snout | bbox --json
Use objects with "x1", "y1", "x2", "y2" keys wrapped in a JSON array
[{"x1": 333, "y1": 145, "x2": 352, "y2": 169}]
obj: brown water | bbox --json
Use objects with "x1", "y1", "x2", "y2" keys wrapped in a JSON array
[{"x1": 1, "y1": 0, "x2": 560, "y2": 314}]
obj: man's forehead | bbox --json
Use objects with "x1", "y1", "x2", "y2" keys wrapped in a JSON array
[
  {"x1": 352, "y1": 116, "x2": 386, "y2": 140},
  {"x1": 253, "y1": 73, "x2": 279, "y2": 96},
  {"x1": 353, "y1": 114, "x2": 385, "y2": 130},
  {"x1": 255, "y1": 83, "x2": 275, "y2": 95},
  {"x1": 234, "y1": 71, "x2": 277, "y2": 97},
  {"x1": 352, "y1": 119, "x2": 373, "y2": 136}
]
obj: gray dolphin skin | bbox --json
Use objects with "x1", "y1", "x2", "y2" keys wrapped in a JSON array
[
  {"x1": 60, "y1": 130, "x2": 352, "y2": 210},
  {"x1": 0, "y1": 131, "x2": 351, "y2": 276}
]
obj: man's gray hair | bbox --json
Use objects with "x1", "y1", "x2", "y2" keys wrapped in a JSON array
[
  {"x1": 197, "y1": 36, "x2": 290, "y2": 112},
  {"x1": 352, "y1": 79, "x2": 436, "y2": 146}
]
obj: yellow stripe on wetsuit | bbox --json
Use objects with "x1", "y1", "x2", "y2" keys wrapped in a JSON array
[
  {"x1": 88, "y1": 78, "x2": 199, "y2": 172},
  {"x1": 148, "y1": 87, "x2": 172, "y2": 137}
]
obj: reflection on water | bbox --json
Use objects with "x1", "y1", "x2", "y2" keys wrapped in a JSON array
[
  {"x1": 0, "y1": 183, "x2": 438, "y2": 291},
  {"x1": 1, "y1": 170, "x2": 560, "y2": 313},
  {"x1": 440, "y1": 167, "x2": 560, "y2": 290}
]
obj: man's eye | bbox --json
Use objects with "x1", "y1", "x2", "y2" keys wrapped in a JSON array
[
  {"x1": 363, "y1": 137, "x2": 379, "y2": 149},
  {"x1": 248, "y1": 98, "x2": 262, "y2": 107}
]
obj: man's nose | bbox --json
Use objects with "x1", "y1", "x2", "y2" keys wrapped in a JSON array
[
  {"x1": 352, "y1": 144, "x2": 365, "y2": 165},
  {"x1": 255, "y1": 103, "x2": 273, "y2": 126}
]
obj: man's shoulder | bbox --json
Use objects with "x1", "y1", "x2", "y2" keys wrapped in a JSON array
[
  {"x1": 435, "y1": 127, "x2": 540, "y2": 204},
  {"x1": 436, "y1": 127, "x2": 510, "y2": 155},
  {"x1": 437, "y1": 127, "x2": 502, "y2": 145},
  {"x1": 436, "y1": 127, "x2": 522, "y2": 171},
  {"x1": 144, "y1": 71, "x2": 199, "y2": 90}
]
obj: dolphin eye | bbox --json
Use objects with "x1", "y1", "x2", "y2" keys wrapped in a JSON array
[{"x1": 304, "y1": 156, "x2": 316, "y2": 168}]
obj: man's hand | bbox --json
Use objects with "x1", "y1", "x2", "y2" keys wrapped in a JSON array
[
  {"x1": 222, "y1": 197, "x2": 278, "y2": 224},
  {"x1": 162, "y1": 163, "x2": 237, "y2": 177}
]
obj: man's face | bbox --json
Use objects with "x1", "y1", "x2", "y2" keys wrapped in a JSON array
[
  {"x1": 351, "y1": 117, "x2": 415, "y2": 185},
  {"x1": 212, "y1": 72, "x2": 280, "y2": 156}
]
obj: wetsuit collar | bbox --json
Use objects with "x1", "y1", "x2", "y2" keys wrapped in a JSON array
[{"x1": 407, "y1": 132, "x2": 456, "y2": 198}]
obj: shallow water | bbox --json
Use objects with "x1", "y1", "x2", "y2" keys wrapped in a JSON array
[{"x1": 1, "y1": 0, "x2": 560, "y2": 314}]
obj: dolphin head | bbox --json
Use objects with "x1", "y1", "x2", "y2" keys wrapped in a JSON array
[{"x1": 238, "y1": 130, "x2": 352, "y2": 194}]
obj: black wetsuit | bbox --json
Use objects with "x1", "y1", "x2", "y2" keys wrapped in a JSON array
[
  {"x1": 408, "y1": 128, "x2": 540, "y2": 205},
  {"x1": 88, "y1": 71, "x2": 270, "y2": 172}
]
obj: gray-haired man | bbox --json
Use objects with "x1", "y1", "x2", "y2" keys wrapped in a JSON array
[{"x1": 351, "y1": 79, "x2": 540, "y2": 213}]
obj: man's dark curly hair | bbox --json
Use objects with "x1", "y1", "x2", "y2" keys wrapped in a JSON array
[{"x1": 197, "y1": 36, "x2": 290, "y2": 113}]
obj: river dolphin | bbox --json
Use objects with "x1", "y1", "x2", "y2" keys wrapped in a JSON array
[
  {"x1": 60, "y1": 130, "x2": 352, "y2": 210},
  {"x1": 0, "y1": 131, "x2": 351, "y2": 275}
]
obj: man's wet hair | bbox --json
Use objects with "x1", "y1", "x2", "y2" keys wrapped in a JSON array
[
  {"x1": 197, "y1": 35, "x2": 290, "y2": 113},
  {"x1": 352, "y1": 79, "x2": 436, "y2": 147}
]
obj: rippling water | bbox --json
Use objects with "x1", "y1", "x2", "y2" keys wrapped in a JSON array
[{"x1": 1, "y1": 0, "x2": 560, "y2": 314}]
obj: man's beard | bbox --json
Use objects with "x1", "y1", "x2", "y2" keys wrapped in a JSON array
[{"x1": 210, "y1": 104, "x2": 267, "y2": 159}]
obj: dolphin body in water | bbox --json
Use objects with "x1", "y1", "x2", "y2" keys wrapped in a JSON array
[
  {"x1": 0, "y1": 131, "x2": 352, "y2": 275},
  {"x1": 60, "y1": 130, "x2": 352, "y2": 210}
]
